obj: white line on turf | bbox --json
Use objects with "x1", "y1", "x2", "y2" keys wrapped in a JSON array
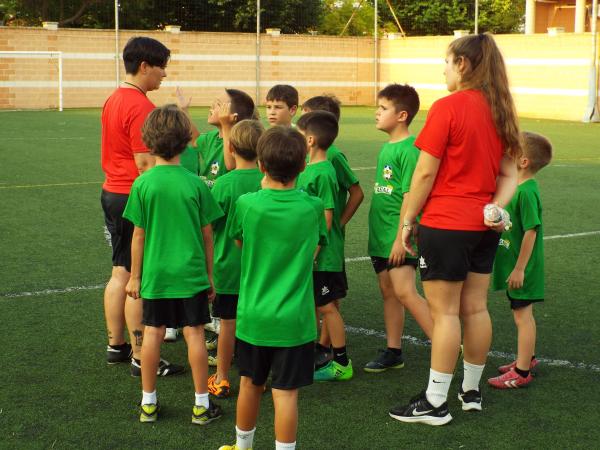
[
  {"x1": 345, "y1": 325, "x2": 600, "y2": 372},
  {"x1": 2, "y1": 229, "x2": 598, "y2": 300}
]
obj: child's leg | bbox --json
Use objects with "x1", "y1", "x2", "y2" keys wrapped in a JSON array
[
  {"x1": 125, "y1": 296, "x2": 145, "y2": 361},
  {"x1": 141, "y1": 325, "x2": 165, "y2": 395},
  {"x1": 378, "y1": 270, "x2": 405, "y2": 349},
  {"x1": 513, "y1": 304, "x2": 536, "y2": 371},
  {"x1": 104, "y1": 266, "x2": 129, "y2": 345},
  {"x1": 316, "y1": 302, "x2": 346, "y2": 350},
  {"x1": 271, "y1": 388, "x2": 298, "y2": 445},
  {"x1": 318, "y1": 299, "x2": 340, "y2": 348},
  {"x1": 389, "y1": 266, "x2": 433, "y2": 340},
  {"x1": 216, "y1": 319, "x2": 236, "y2": 382},
  {"x1": 182, "y1": 325, "x2": 208, "y2": 394},
  {"x1": 236, "y1": 376, "x2": 264, "y2": 431}
]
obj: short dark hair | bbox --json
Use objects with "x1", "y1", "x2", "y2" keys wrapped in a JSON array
[
  {"x1": 230, "y1": 120, "x2": 264, "y2": 162},
  {"x1": 377, "y1": 84, "x2": 420, "y2": 125},
  {"x1": 522, "y1": 131, "x2": 552, "y2": 173},
  {"x1": 266, "y1": 84, "x2": 299, "y2": 108},
  {"x1": 142, "y1": 104, "x2": 191, "y2": 160},
  {"x1": 296, "y1": 111, "x2": 339, "y2": 150},
  {"x1": 226, "y1": 89, "x2": 255, "y2": 122},
  {"x1": 302, "y1": 95, "x2": 341, "y2": 121},
  {"x1": 257, "y1": 126, "x2": 306, "y2": 184},
  {"x1": 123, "y1": 37, "x2": 170, "y2": 75}
]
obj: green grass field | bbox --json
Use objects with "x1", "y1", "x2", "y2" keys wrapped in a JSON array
[{"x1": 1, "y1": 107, "x2": 599, "y2": 449}]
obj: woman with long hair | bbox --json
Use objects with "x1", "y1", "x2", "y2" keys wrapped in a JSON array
[{"x1": 388, "y1": 33, "x2": 521, "y2": 425}]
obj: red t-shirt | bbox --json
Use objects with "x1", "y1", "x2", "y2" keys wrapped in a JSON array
[
  {"x1": 101, "y1": 88, "x2": 155, "y2": 194},
  {"x1": 415, "y1": 89, "x2": 503, "y2": 231}
]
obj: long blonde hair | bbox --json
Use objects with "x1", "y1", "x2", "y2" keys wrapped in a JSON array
[{"x1": 448, "y1": 33, "x2": 522, "y2": 160}]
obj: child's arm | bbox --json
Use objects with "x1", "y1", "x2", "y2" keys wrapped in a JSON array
[
  {"x1": 324, "y1": 208, "x2": 333, "y2": 232},
  {"x1": 218, "y1": 102, "x2": 237, "y2": 171},
  {"x1": 389, "y1": 192, "x2": 410, "y2": 266},
  {"x1": 507, "y1": 228, "x2": 537, "y2": 289},
  {"x1": 133, "y1": 153, "x2": 155, "y2": 175},
  {"x1": 340, "y1": 183, "x2": 364, "y2": 227},
  {"x1": 201, "y1": 224, "x2": 216, "y2": 302},
  {"x1": 125, "y1": 226, "x2": 145, "y2": 299},
  {"x1": 486, "y1": 154, "x2": 518, "y2": 231},
  {"x1": 176, "y1": 87, "x2": 201, "y2": 143}
]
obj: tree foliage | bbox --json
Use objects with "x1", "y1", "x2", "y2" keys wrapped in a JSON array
[{"x1": 0, "y1": 0, "x2": 523, "y2": 35}]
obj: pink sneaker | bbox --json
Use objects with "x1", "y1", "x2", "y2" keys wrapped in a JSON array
[
  {"x1": 498, "y1": 358, "x2": 539, "y2": 374},
  {"x1": 488, "y1": 368, "x2": 533, "y2": 389}
]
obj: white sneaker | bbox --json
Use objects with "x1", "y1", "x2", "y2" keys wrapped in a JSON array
[
  {"x1": 164, "y1": 328, "x2": 178, "y2": 342},
  {"x1": 204, "y1": 317, "x2": 220, "y2": 334}
]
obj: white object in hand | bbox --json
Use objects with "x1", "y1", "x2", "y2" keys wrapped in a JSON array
[{"x1": 483, "y1": 204, "x2": 512, "y2": 231}]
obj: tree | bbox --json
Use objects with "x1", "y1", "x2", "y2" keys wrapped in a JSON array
[{"x1": 319, "y1": 0, "x2": 375, "y2": 36}]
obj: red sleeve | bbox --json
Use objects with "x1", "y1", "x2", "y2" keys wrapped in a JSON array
[
  {"x1": 129, "y1": 100, "x2": 155, "y2": 154},
  {"x1": 414, "y1": 99, "x2": 452, "y2": 159}
]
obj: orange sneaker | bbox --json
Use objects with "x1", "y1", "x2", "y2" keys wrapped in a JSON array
[{"x1": 208, "y1": 373, "x2": 230, "y2": 398}]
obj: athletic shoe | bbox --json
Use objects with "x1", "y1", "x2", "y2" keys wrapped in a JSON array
[
  {"x1": 205, "y1": 317, "x2": 221, "y2": 334},
  {"x1": 208, "y1": 353, "x2": 218, "y2": 367},
  {"x1": 389, "y1": 391, "x2": 452, "y2": 426},
  {"x1": 314, "y1": 345, "x2": 332, "y2": 369},
  {"x1": 205, "y1": 333, "x2": 218, "y2": 351},
  {"x1": 363, "y1": 349, "x2": 404, "y2": 373},
  {"x1": 218, "y1": 446, "x2": 251, "y2": 450},
  {"x1": 164, "y1": 328, "x2": 178, "y2": 342},
  {"x1": 208, "y1": 373, "x2": 231, "y2": 398},
  {"x1": 139, "y1": 403, "x2": 159, "y2": 423},
  {"x1": 488, "y1": 368, "x2": 533, "y2": 389},
  {"x1": 130, "y1": 358, "x2": 185, "y2": 377},
  {"x1": 457, "y1": 386, "x2": 482, "y2": 411},
  {"x1": 314, "y1": 360, "x2": 353, "y2": 381},
  {"x1": 191, "y1": 400, "x2": 223, "y2": 425},
  {"x1": 498, "y1": 358, "x2": 539, "y2": 374},
  {"x1": 106, "y1": 343, "x2": 132, "y2": 364}
]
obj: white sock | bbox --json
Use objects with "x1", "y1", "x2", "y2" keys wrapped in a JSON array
[
  {"x1": 235, "y1": 426, "x2": 256, "y2": 450},
  {"x1": 142, "y1": 390, "x2": 157, "y2": 405},
  {"x1": 425, "y1": 369, "x2": 453, "y2": 407},
  {"x1": 462, "y1": 360, "x2": 485, "y2": 393},
  {"x1": 195, "y1": 392, "x2": 209, "y2": 409},
  {"x1": 275, "y1": 440, "x2": 296, "y2": 450}
]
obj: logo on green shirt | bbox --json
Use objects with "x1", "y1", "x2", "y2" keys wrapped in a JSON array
[
  {"x1": 383, "y1": 165, "x2": 393, "y2": 180},
  {"x1": 499, "y1": 238, "x2": 510, "y2": 250},
  {"x1": 374, "y1": 182, "x2": 393, "y2": 195},
  {"x1": 210, "y1": 161, "x2": 220, "y2": 175}
]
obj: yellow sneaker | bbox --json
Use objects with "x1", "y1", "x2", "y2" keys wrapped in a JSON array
[
  {"x1": 218, "y1": 446, "x2": 252, "y2": 450},
  {"x1": 139, "y1": 403, "x2": 159, "y2": 423}
]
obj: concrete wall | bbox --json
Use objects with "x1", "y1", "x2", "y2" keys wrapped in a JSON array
[{"x1": 1, "y1": 26, "x2": 598, "y2": 121}]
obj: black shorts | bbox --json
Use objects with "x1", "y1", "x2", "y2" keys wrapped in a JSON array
[
  {"x1": 507, "y1": 293, "x2": 543, "y2": 310},
  {"x1": 142, "y1": 291, "x2": 211, "y2": 328},
  {"x1": 313, "y1": 271, "x2": 347, "y2": 307},
  {"x1": 370, "y1": 256, "x2": 418, "y2": 274},
  {"x1": 418, "y1": 224, "x2": 500, "y2": 282},
  {"x1": 212, "y1": 294, "x2": 238, "y2": 320},
  {"x1": 100, "y1": 190, "x2": 134, "y2": 272},
  {"x1": 236, "y1": 339, "x2": 314, "y2": 390}
]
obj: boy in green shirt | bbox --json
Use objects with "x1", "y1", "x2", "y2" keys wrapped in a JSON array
[
  {"x1": 301, "y1": 95, "x2": 365, "y2": 367},
  {"x1": 266, "y1": 84, "x2": 298, "y2": 127},
  {"x1": 296, "y1": 111, "x2": 353, "y2": 382},
  {"x1": 488, "y1": 132, "x2": 552, "y2": 389},
  {"x1": 218, "y1": 126, "x2": 327, "y2": 450},
  {"x1": 365, "y1": 84, "x2": 434, "y2": 373},
  {"x1": 177, "y1": 87, "x2": 256, "y2": 187},
  {"x1": 123, "y1": 104, "x2": 224, "y2": 424},
  {"x1": 208, "y1": 120, "x2": 264, "y2": 399}
]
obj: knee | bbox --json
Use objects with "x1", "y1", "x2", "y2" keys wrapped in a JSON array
[
  {"x1": 460, "y1": 302, "x2": 488, "y2": 319},
  {"x1": 111, "y1": 266, "x2": 130, "y2": 285}
]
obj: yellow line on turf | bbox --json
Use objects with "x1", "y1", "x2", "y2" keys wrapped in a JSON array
[{"x1": 0, "y1": 181, "x2": 103, "y2": 189}]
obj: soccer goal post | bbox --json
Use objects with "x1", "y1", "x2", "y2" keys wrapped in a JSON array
[{"x1": 0, "y1": 51, "x2": 63, "y2": 111}]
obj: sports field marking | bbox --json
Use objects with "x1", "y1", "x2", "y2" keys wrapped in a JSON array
[
  {"x1": 3, "y1": 136, "x2": 88, "y2": 141},
  {"x1": 0, "y1": 181, "x2": 103, "y2": 189},
  {"x1": 345, "y1": 325, "x2": 600, "y2": 373}
]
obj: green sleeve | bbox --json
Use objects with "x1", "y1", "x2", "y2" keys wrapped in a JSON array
[
  {"x1": 331, "y1": 152, "x2": 359, "y2": 190},
  {"x1": 316, "y1": 172, "x2": 337, "y2": 210},
  {"x1": 198, "y1": 181, "x2": 224, "y2": 226},
  {"x1": 312, "y1": 198, "x2": 329, "y2": 246},
  {"x1": 229, "y1": 195, "x2": 248, "y2": 241},
  {"x1": 122, "y1": 181, "x2": 145, "y2": 228},
  {"x1": 519, "y1": 189, "x2": 542, "y2": 231},
  {"x1": 399, "y1": 147, "x2": 419, "y2": 194}
]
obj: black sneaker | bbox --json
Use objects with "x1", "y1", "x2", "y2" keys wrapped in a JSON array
[
  {"x1": 106, "y1": 343, "x2": 132, "y2": 364},
  {"x1": 314, "y1": 345, "x2": 332, "y2": 370},
  {"x1": 192, "y1": 400, "x2": 223, "y2": 425},
  {"x1": 130, "y1": 358, "x2": 185, "y2": 377},
  {"x1": 389, "y1": 391, "x2": 452, "y2": 426},
  {"x1": 458, "y1": 386, "x2": 482, "y2": 411},
  {"x1": 363, "y1": 349, "x2": 404, "y2": 373}
]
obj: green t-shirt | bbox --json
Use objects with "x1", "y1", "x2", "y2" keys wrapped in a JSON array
[
  {"x1": 123, "y1": 165, "x2": 224, "y2": 299},
  {"x1": 368, "y1": 136, "x2": 420, "y2": 259},
  {"x1": 230, "y1": 189, "x2": 328, "y2": 347},
  {"x1": 327, "y1": 144, "x2": 360, "y2": 237},
  {"x1": 211, "y1": 168, "x2": 263, "y2": 295},
  {"x1": 296, "y1": 160, "x2": 344, "y2": 272},
  {"x1": 493, "y1": 178, "x2": 544, "y2": 299},
  {"x1": 181, "y1": 129, "x2": 226, "y2": 188}
]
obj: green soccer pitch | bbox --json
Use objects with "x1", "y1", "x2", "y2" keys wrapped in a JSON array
[{"x1": 1, "y1": 107, "x2": 599, "y2": 449}]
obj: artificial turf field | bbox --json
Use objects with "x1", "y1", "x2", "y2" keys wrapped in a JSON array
[{"x1": 1, "y1": 106, "x2": 599, "y2": 449}]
